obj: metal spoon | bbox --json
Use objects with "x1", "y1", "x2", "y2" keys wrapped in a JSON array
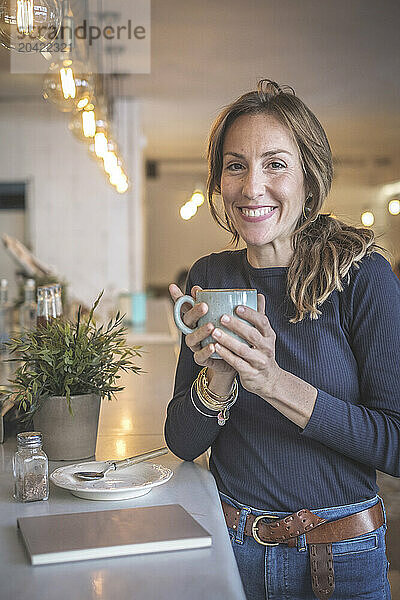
[{"x1": 73, "y1": 447, "x2": 168, "y2": 481}]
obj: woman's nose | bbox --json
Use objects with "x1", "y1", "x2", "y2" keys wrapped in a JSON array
[{"x1": 242, "y1": 169, "x2": 265, "y2": 201}]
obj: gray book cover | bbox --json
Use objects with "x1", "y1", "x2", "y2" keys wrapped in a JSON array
[{"x1": 17, "y1": 504, "x2": 212, "y2": 565}]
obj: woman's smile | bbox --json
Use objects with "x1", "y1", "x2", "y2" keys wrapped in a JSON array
[{"x1": 237, "y1": 205, "x2": 278, "y2": 222}]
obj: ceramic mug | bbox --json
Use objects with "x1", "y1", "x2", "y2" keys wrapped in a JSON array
[{"x1": 173, "y1": 288, "x2": 257, "y2": 359}]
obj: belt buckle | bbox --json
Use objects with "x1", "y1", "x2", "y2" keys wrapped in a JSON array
[{"x1": 252, "y1": 513, "x2": 280, "y2": 546}]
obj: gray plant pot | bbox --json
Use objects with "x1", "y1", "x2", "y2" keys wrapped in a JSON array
[{"x1": 33, "y1": 394, "x2": 101, "y2": 461}]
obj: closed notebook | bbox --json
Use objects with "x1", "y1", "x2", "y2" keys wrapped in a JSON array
[{"x1": 17, "y1": 504, "x2": 212, "y2": 565}]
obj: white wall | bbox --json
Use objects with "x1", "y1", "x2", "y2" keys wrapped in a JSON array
[{"x1": 0, "y1": 100, "x2": 131, "y2": 309}]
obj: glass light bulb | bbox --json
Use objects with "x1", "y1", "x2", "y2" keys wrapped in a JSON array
[
  {"x1": 180, "y1": 204, "x2": 193, "y2": 220},
  {"x1": 17, "y1": 0, "x2": 33, "y2": 34},
  {"x1": 94, "y1": 132, "x2": 108, "y2": 158},
  {"x1": 388, "y1": 199, "x2": 400, "y2": 216},
  {"x1": 361, "y1": 211, "x2": 374, "y2": 227},
  {"x1": 103, "y1": 151, "x2": 118, "y2": 175},
  {"x1": 42, "y1": 57, "x2": 94, "y2": 113},
  {"x1": 0, "y1": 0, "x2": 61, "y2": 51},
  {"x1": 180, "y1": 201, "x2": 197, "y2": 219},
  {"x1": 82, "y1": 109, "x2": 95, "y2": 137},
  {"x1": 60, "y1": 66, "x2": 76, "y2": 99},
  {"x1": 191, "y1": 190, "x2": 204, "y2": 206},
  {"x1": 109, "y1": 166, "x2": 124, "y2": 185},
  {"x1": 116, "y1": 180, "x2": 129, "y2": 194}
]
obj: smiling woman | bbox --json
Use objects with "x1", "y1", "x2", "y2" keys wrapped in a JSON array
[{"x1": 165, "y1": 79, "x2": 400, "y2": 600}]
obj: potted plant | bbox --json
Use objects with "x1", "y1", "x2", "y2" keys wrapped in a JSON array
[{"x1": 3, "y1": 293, "x2": 142, "y2": 460}]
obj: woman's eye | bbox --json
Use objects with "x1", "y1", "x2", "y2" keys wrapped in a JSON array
[
  {"x1": 269, "y1": 162, "x2": 285, "y2": 169},
  {"x1": 226, "y1": 163, "x2": 244, "y2": 171}
]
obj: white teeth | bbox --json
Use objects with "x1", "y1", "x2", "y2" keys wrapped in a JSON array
[{"x1": 240, "y1": 207, "x2": 276, "y2": 217}]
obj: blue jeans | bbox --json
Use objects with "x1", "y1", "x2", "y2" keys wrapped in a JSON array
[{"x1": 221, "y1": 492, "x2": 391, "y2": 600}]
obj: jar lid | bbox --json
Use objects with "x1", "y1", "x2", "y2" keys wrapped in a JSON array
[{"x1": 17, "y1": 431, "x2": 43, "y2": 447}]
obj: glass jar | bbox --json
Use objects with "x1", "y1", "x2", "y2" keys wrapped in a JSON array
[{"x1": 13, "y1": 432, "x2": 49, "y2": 502}]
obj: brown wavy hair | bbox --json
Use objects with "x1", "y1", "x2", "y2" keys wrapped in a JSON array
[{"x1": 207, "y1": 79, "x2": 381, "y2": 323}]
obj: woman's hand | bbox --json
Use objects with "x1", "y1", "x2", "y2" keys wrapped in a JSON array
[
  {"x1": 210, "y1": 293, "x2": 283, "y2": 399},
  {"x1": 169, "y1": 283, "x2": 236, "y2": 378}
]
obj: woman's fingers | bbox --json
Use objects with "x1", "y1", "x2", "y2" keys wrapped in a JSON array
[
  {"x1": 184, "y1": 302, "x2": 208, "y2": 329},
  {"x1": 257, "y1": 293, "x2": 266, "y2": 314},
  {"x1": 186, "y1": 321, "x2": 214, "y2": 350},
  {"x1": 191, "y1": 285, "x2": 203, "y2": 298},
  {"x1": 168, "y1": 283, "x2": 183, "y2": 302},
  {"x1": 169, "y1": 283, "x2": 208, "y2": 328},
  {"x1": 193, "y1": 342, "x2": 217, "y2": 366}
]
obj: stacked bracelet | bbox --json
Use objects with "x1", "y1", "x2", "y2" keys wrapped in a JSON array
[{"x1": 192, "y1": 367, "x2": 238, "y2": 426}]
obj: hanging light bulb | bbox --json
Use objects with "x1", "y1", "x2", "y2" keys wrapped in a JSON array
[
  {"x1": 103, "y1": 151, "x2": 118, "y2": 175},
  {"x1": 388, "y1": 199, "x2": 400, "y2": 216},
  {"x1": 180, "y1": 203, "x2": 197, "y2": 220},
  {"x1": 0, "y1": 0, "x2": 61, "y2": 50},
  {"x1": 361, "y1": 211, "x2": 374, "y2": 227},
  {"x1": 42, "y1": 58, "x2": 94, "y2": 113},
  {"x1": 17, "y1": 0, "x2": 34, "y2": 34},
  {"x1": 59, "y1": 61, "x2": 76, "y2": 99},
  {"x1": 68, "y1": 100, "x2": 97, "y2": 141},
  {"x1": 116, "y1": 179, "x2": 129, "y2": 194},
  {"x1": 82, "y1": 107, "x2": 96, "y2": 137},
  {"x1": 191, "y1": 189, "x2": 205, "y2": 207},
  {"x1": 101, "y1": 139, "x2": 119, "y2": 174},
  {"x1": 94, "y1": 132, "x2": 108, "y2": 158},
  {"x1": 109, "y1": 166, "x2": 124, "y2": 185}
]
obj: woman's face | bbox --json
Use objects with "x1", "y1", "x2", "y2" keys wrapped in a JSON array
[{"x1": 220, "y1": 113, "x2": 307, "y2": 252}]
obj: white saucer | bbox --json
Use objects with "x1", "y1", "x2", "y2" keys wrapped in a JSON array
[{"x1": 50, "y1": 461, "x2": 173, "y2": 501}]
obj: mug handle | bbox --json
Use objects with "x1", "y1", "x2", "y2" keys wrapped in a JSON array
[{"x1": 174, "y1": 295, "x2": 196, "y2": 335}]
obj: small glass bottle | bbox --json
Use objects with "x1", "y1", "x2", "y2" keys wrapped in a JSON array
[
  {"x1": 0, "y1": 278, "x2": 13, "y2": 355},
  {"x1": 19, "y1": 279, "x2": 37, "y2": 332},
  {"x1": 13, "y1": 432, "x2": 49, "y2": 502},
  {"x1": 36, "y1": 286, "x2": 57, "y2": 327},
  {"x1": 50, "y1": 283, "x2": 63, "y2": 317}
]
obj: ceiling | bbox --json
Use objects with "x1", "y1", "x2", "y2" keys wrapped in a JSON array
[{"x1": 0, "y1": 0, "x2": 399, "y2": 184}]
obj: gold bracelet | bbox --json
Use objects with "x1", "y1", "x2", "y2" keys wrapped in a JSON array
[
  {"x1": 195, "y1": 367, "x2": 238, "y2": 413},
  {"x1": 197, "y1": 372, "x2": 234, "y2": 410},
  {"x1": 199, "y1": 367, "x2": 236, "y2": 401}
]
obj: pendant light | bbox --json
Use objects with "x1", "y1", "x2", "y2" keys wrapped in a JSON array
[
  {"x1": 0, "y1": 0, "x2": 61, "y2": 51},
  {"x1": 42, "y1": 56, "x2": 94, "y2": 112},
  {"x1": 68, "y1": 101, "x2": 96, "y2": 141}
]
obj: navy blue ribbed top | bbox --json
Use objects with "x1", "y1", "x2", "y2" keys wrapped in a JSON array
[{"x1": 164, "y1": 249, "x2": 400, "y2": 511}]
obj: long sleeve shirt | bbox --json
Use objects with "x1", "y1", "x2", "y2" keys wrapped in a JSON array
[{"x1": 164, "y1": 249, "x2": 400, "y2": 511}]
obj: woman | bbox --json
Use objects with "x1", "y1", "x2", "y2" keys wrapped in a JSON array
[{"x1": 165, "y1": 79, "x2": 399, "y2": 600}]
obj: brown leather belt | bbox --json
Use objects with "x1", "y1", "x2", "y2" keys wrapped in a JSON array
[{"x1": 222, "y1": 500, "x2": 384, "y2": 600}]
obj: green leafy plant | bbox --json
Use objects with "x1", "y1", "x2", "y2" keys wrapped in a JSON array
[{"x1": 4, "y1": 292, "x2": 142, "y2": 417}]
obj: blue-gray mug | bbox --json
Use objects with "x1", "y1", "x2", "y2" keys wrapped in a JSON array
[{"x1": 173, "y1": 288, "x2": 257, "y2": 359}]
